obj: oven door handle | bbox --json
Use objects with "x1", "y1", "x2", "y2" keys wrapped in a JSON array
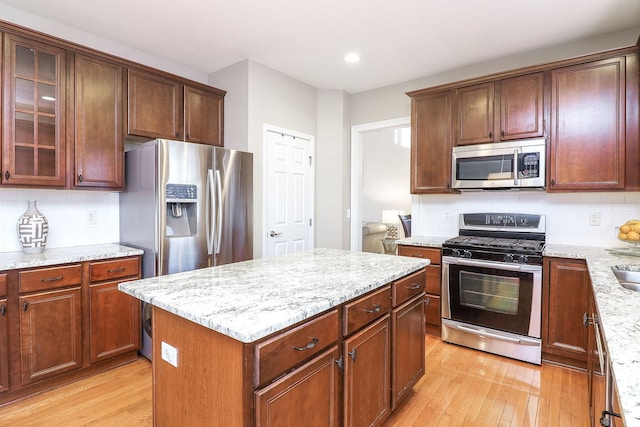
[
  {"x1": 455, "y1": 324, "x2": 539, "y2": 345},
  {"x1": 442, "y1": 256, "x2": 541, "y2": 272}
]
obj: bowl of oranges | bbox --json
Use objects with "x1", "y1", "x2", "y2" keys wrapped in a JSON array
[{"x1": 618, "y1": 220, "x2": 640, "y2": 243}]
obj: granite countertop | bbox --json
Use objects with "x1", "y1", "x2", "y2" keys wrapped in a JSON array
[
  {"x1": 544, "y1": 243, "x2": 640, "y2": 426},
  {"x1": 0, "y1": 243, "x2": 144, "y2": 271},
  {"x1": 118, "y1": 248, "x2": 429, "y2": 343},
  {"x1": 397, "y1": 236, "x2": 450, "y2": 248}
]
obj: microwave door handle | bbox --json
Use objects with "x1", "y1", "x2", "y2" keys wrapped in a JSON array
[{"x1": 513, "y1": 148, "x2": 520, "y2": 186}]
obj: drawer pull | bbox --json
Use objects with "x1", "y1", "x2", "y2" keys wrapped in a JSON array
[
  {"x1": 294, "y1": 337, "x2": 319, "y2": 351},
  {"x1": 1, "y1": 305, "x2": 5, "y2": 316},
  {"x1": 348, "y1": 348, "x2": 357, "y2": 362},
  {"x1": 425, "y1": 297, "x2": 431, "y2": 305},
  {"x1": 107, "y1": 268, "x2": 126, "y2": 273},
  {"x1": 406, "y1": 283, "x2": 421, "y2": 290},
  {"x1": 411, "y1": 254, "x2": 424, "y2": 258},
  {"x1": 41, "y1": 276, "x2": 63, "y2": 282},
  {"x1": 23, "y1": 302, "x2": 28, "y2": 312},
  {"x1": 363, "y1": 304, "x2": 381, "y2": 314}
]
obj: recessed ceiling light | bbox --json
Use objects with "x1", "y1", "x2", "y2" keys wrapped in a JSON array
[{"x1": 344, "y1": 53, "x2": 360, "y2": 63}]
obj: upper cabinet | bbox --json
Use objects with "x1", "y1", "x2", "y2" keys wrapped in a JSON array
[
  {"x1": 410, "y1": 90, "x2": 453, "y2": 193},
  {"x1": 73, "y1": 53, "x2": 124, "y2": 190},
  {"x1": 454, "y1": 73, "x2": 544, "y2": 145},
  {"x1": 2, "y1": 34, "x2": 67, "y2": 187},
  {"x1": 127, "y1": 69, "x2": 225, "y2": 146},
  {"x1": 548, "y1": 57, "x2": 627, "y2": 191}
]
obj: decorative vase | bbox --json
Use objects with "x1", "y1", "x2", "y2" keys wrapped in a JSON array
[{"x1": 16, "y1": 200, "x2": 49, "y2": 254}]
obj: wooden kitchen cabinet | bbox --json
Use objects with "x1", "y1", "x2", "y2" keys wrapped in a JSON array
[
  {"x1": 72, "y1": 53, "x2": 124, "y2": 189},
  {"x1": 398, "y1": 245, "x2": 442, "y2": 336},
  {"x1": 343, "y1": 314, "x2": 391, "y2": 427},
  {"x1": 2, "y1": 33, "x2": 67, "y2": 187},
  {"x1": 127, "y1": 69, "x2": 225, "y2": 146},
  {"x1": 542, "y1": 257, "x2": 589, "y2": 368},
  {"x1": 549, "y1": 57, "x2": 626, "y2": 191},
  {"x1": 409, "y1": 90, "x2": 453, "y2": 193},
  {"x1": 19, "y1": 286, "x2": 83, "y2": 385},
  {"x1": 255, "y1": 346, "x2": 341, "y2": 427},
  {"x1": 454, "y1": 73, "x2": 544, "y2": 145},
  {"x1": 89, "y1": 257, "x2": 141, "y2": 363},
  {"x1": 0, "y1": 274, "x2": 8, "y2": 393}
]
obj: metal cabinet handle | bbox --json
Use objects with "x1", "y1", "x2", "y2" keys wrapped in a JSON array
[
  {"x1": 406, "y1": 283, "x2": 421, "y2": 290},
  {"x1": 489, "y1": 131, "x2": 493, "y2": 139},
  {"x1": 1, "y1": 305, "x2": 5, "y2": 316},
  {"x1": 501, "y1": 130, "x2": 505, "y2": 138},
  {"x1": 78, "y1": 174, "x2": 83, "y2": 183},
  {"x1": 348, "y1": 348, "x2": 357, "y2": 362},
  {"x1": 23, "y1": 302, "x2": 28, "y2": 312},
  {"x1": 269, "y1": 231, "x2": 282, "y2": 238},
  {"x1": 550, "y1": 179, "x2": 555, "y2": 187},
  {"x1": 425, "y1": 297, "x2": 431, "y2": 306},
  {"x1": 363, "y1": 304, "x2": 381, "y2": 313},
  {"x1": 294, "y1": 337, "x2": 319, "y2": 351},
  {"x1": 4, "y1": 171, "x2": 9, "y2": 180},
  {"x1": 411, "y1": 254, "x2": 424, "y2": 258},
  {"x1": 41, "y1": 276, "x2": 63, "y2": 282},
  {"x1": 107, "y1": 268, "x2": 126, "y2": 273}
]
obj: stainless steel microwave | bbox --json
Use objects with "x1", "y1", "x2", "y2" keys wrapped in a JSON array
[{"x1": 452, "y1": 138, "x2": 546, "y2": 190}]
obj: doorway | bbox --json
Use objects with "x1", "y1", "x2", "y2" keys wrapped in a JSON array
[
  {"x1": 350, "y1": 117, "x2": 411, "y2": 252},
  {"x1": 263, "y1": 125, "x2": 315, "y2": 257}
]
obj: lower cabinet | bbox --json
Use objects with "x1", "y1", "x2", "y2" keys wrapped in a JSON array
[
  {"x1": 19, "y1": 287, "x2": 83, "y2": 385},
  {"x1": 0, "y1": 273, "x2": 8, "y2": 393},
  {"x1": 542, "y1": 257, "x2": 589, "y2": 368},
  {"x1": 255, "y1": 347, "x2": 341, "y2": 427},
  {"x1": 344, "y1": 315, "x2": 391, "y2": 427}
]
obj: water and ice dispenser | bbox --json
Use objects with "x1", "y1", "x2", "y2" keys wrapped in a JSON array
[{"x1": 165, "y1": 184, "x2": 197, "y2": 237}]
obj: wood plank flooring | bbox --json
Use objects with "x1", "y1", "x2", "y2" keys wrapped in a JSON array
[{"x1": 0, "y1": 335, "x2": 589, "y2": 426}]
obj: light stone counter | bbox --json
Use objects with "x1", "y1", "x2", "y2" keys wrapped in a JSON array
[
  {"x1": 0, "y1": 243, "x2": 143, "y2": 271},
  {"x1": 545, "y1": 244, "x2": 640, "y2": 426},
  {"x1": 118, "y1": 248, "x2": 429, "y2": 343},
  {"x1": 397, "y1": 236, "x2": 451, "y2": 249}
]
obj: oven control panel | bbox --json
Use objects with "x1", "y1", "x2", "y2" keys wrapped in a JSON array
[{"x1": 461, "y1": 213, "x2": 544, "y2": 230}]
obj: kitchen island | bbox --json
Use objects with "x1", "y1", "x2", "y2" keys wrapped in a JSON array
[{"x1": 118, "y1": 248, "x2": 429, "y2": 426}]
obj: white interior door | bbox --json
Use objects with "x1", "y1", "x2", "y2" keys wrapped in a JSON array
[{"x1": 265, "y1": 127, "x2": 314, "y2": 257}]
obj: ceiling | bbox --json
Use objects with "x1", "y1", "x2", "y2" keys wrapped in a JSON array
[{"x1": 1, "y1": 0, "x2": 639, "y2": 94}]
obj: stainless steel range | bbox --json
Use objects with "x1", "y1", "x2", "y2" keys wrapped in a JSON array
[{"x1": 441, "y1": 213, "x2": 545, "y2": 365}]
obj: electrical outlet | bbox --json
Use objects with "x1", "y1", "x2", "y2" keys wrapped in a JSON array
[
  {"x1": 589, "y1": 211, "x2": 601, "y2": 226},
  {"x1": 161, "y1": 341, "x2": 178, "y2": 367},
  {"x1": 87, "y1": 210, "x2": 96, "y2": 225},
  {"x1": 444, "y1": 212, "x2": 451, "y2": 221}
]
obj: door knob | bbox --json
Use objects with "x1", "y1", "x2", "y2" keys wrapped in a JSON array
[{"x1": 269, "y1": 231, "x2": 282, "y2": 237}]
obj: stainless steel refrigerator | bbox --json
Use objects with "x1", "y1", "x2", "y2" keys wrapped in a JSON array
[{"x1": 119, "y1": 139, "x2": 253, "y2": 359}]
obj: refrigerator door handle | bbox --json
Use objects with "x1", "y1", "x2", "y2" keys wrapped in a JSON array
[
  {"x1": 214, "y1": 169, "x2": 223, "y2": 255},
  {"x1": 206, "y1": 169, "x2": 215, "y2": 255}
]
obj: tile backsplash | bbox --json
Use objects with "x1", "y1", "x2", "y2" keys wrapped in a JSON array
[
  {"x1": 412, "y1": 191, "x2": 640, "y2": 248},
  {"x1": 0, "y1": 189, "x2": 119, "y2": 253}
]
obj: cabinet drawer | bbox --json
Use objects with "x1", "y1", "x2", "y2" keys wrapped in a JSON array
[
  {"x1": 0, "y1": 274, "x2": 6, "y2": 297},
  {"x1": 425, "y1": 265, "x2": 441, "y2": 295},
  {"x1": 392, "y1": 269, "x2": 426, "y2": 306},
  {"x1": 19, "y1": 264, "x2": 82, "y2": 294},
  {"x1": 343, "y1": 285, "x2": 391, "y2": 336},
  {"x1": 254, "y1": 309, "x2": 338, "y2": 387},
  {"x1": 398, "y1": 245, "x2": 441, "y2": 265},
  {"x1": 90, "y1": 257, "x2": 140, "y2": 282}
]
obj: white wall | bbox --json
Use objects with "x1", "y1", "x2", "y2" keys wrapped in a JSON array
[
  {"x1": 0, "y1": 189, "x2": 119, "y2": 252},
  {"x1": 412, "y1": 192, "x2": 640, "y2": 248},
  {"x1": 361, "y1": 127, "x2": 411, "y2": 222}
]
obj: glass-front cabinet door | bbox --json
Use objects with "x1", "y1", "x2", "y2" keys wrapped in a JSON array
[{"x1": 2, "y1": 34, "x2": 66, "y2": 186}]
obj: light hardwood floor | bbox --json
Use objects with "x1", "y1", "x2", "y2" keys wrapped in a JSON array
[{"x1": 0, "y1": 335, "x2": 589, "y2": 426}]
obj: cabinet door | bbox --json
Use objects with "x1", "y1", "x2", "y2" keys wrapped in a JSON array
[
  {"x1": 549, "y1": 57, "x2": 626, "y2": 190},
  {"x1": 127, "y1": 69, "x2": 181, "y2": 140},
  {"x1": 424, "y1": 293, "x2": 441, "y2": 336},
  {"x1": 500, "y1": 73, "x2": 544, "y2": 140},
  {"x1": 410, "y1": 91, "x2": 453, "y2": 193},
  {"x1": 542, "y1": 258, "x2": 589, "y2": 367},
  {"x1": 455, "y1": 82, "x2": 495, "y2": 145},
  {"x1": 74, "y1": 54, "x2": 123, "y2": 189},
  {"x1": 19, "y1": 287, "x2": 82, "y2": 385},
  {"x1": 2, "y1": 34, "x2": 66, "y2": 187},
  {"x1": 0, "y1": 273, "x2": 8, "y2": 392},
  {"x1": 184, "y1": 85, "x2": 224, "y2": 146},
  {"x1": 391, "y1": 295, "x2": 425, "y2": 409},
  {"x1": 255, "y1": 346, "x2": 340, "y2": 427},
  {"x1": 343, "y1": 314, "x2": 390, "y2": 427},
  {"x1": 89, "y1": 281, "x2": 140, "y2": 363}
]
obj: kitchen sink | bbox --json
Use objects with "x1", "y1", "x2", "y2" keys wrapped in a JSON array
[{"x1": 611, "y1": 265, "x2": 640, "y2": 291}]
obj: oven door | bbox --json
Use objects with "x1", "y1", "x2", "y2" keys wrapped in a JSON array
[{"x1": 442, "y1": 256, "x2": 542, "y2": 338}]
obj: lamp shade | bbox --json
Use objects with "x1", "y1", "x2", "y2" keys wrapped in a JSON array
[{"x1": 381, "y1": 209, "x2": 404, "y2": 224}]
